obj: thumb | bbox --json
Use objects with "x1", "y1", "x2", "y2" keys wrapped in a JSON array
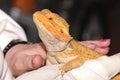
[
  {"x1": 13, "y1": 55, "x2": 45, "y2": 76},
  {"x1": 26, "y1": 55, "x2": 45, "y2": 70},
  {"x1": 31, "y1": 55, "x2": 45, "y2": 69}
]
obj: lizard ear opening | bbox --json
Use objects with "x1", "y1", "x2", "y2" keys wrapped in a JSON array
[
  {"x1": 60, "y1": 29, "x2": 64, "y2": 33},
  {"x1": 48, "y1": 17, "x2": 53, "y2": 20}
]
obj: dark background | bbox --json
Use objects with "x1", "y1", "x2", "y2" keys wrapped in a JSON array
[{"x1": 0, "y1": 0, "x2": 120, "y2": 55}]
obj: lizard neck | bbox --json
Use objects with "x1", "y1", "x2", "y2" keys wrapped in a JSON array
[{"x1": 47, "y1": 38, "x2": 73, "y2": 56}]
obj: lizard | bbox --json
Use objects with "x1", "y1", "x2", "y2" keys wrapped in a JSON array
[{"x1": 33, "y1": 9, "x2": 120, "y2": 80}]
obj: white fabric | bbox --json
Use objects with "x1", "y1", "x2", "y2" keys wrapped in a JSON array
[
  {"x1": 15, "y1": 65, "x2": 62, "y2": 80},
  {"x1": 71, "y1": 53, "x2": 120, "y2": 80},
  {"x1": 0, "y1": 9, "x2": 27, "y2": 50},
  {"x1": 15, "y1": 53, "x2": 120, "y2": 80},
  {"x1": 0, "y1": 48, "x2": 15, "y2": 80},
  {"x1": 15, "y1": 65, "x2": 75, "y2": 80}
]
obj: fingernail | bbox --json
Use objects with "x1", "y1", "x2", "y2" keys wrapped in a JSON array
[{"x1": 100, "y1": 38, "x2": 110, "y2": 42}]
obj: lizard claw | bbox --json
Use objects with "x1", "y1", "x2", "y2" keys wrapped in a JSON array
[{"x1": 58, "y1": 64, "x2": 66, "y2": 75}]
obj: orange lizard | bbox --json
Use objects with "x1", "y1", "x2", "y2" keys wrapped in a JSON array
[{"x1": 33, "y1": 9, "x2": 120, "y2": 80}]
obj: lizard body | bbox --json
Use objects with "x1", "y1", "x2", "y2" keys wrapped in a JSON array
[{"x1": 33, "y1": 9, "x2": 120, "y2": 80}]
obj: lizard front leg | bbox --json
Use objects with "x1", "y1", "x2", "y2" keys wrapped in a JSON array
[{"x1": 58, "y1": 56, "x2": 85, "y2": 74}]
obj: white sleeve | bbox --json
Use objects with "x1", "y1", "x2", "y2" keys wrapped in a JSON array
[
  {"x1": 0, "y1": 9, "x2": 27, "y2": 50},
  {"x1": 0, "y1": 48, "x2": 15, "y2": 80}
]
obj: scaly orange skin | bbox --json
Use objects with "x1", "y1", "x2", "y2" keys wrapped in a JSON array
[{"x1": 33, "y1": 9, "x2": 120, "y2": 80}]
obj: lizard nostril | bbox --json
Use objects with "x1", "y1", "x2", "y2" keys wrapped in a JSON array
[{"x1": 60, "y1": 29, "x2": 64, "y2": 33}]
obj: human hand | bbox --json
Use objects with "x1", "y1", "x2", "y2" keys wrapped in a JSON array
[
  {"x1": 80, "y1": 39, "x2": 110, "y2": 55},
  {"x1": 5, "y1": 42, "x2": 47, "y2": 76}
]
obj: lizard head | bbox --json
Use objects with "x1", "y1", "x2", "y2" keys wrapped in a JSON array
[{"x1": 33, "y1": 9, "x2": 72, "y2": 55}]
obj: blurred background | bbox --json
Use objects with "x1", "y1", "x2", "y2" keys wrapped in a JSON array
[{"x1": 0, "y1": 0, "x2": 120, "y2": 55}]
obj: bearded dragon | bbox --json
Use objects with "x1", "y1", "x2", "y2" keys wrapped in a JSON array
[{"x1": 33, "y1": 9, "x2": 120, "y2": 80}]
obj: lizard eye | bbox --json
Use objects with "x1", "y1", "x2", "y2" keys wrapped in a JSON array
[{"x1": 49, "y1": 17, "x2": 53, "y2": 20}]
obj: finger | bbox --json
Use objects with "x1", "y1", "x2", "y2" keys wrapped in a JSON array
[
  {"x1": 79, "y1": 40, "x2": 110, "y2": 54},
  {"x1": 80, "y1": 42, "x2": 96, "y2": 50},
  {"x1": 96, "y1": 39, "x2": 111, "y2": 47},
  {"x1": 12, "y1": 55, "x2": 45, "y2": 76},
  {"x1": 36, "y1": 43, "x2": 47, "y2": 60},
  {"x1": 95, "y1": 47, "x2": 110, "y2": 55},
  {"x1": 24, "y1": 55, "x2": 45, "y2": 70},
  {"x1": 32, "y1": 55, "x2": 45, "y2": 69},
  {"x1": 80, "y1": 39, "x2": 111, "y2": 47}
]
